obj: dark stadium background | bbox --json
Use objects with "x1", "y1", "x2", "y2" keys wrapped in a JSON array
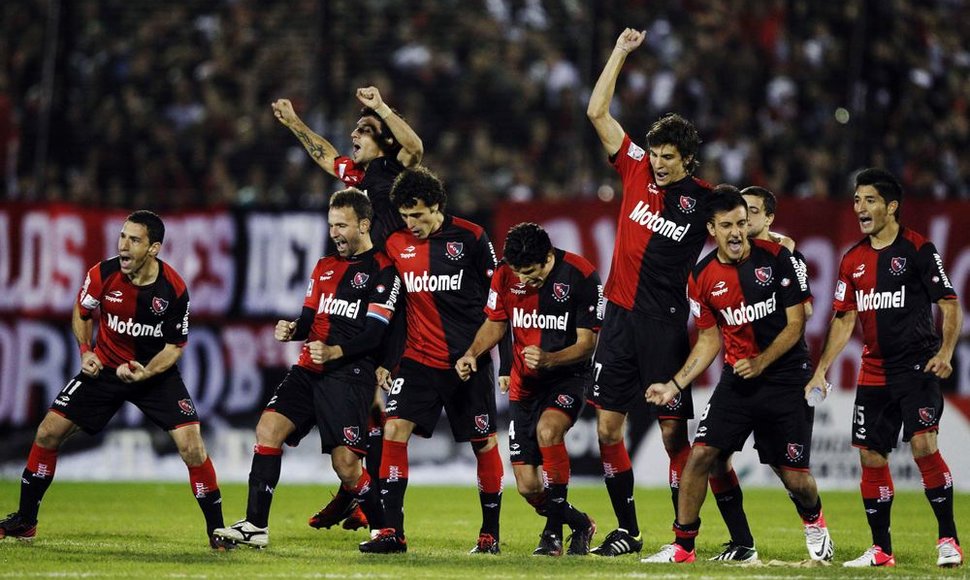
[{"x1": 1, "y1": 1, "x2": 968, "y2": 488}]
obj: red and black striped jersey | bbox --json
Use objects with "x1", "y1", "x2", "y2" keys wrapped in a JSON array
[
  {"x1": 689, "y1": 239, "x2": 812, "y2": 379},
  {"x1": 77, "y1": 257, "x2": 189, "y2": 369},
  {"x1": 333, "y1": 155, "x2": 406, "y2": 247},
  {"x1": 385, "y1": 215, "x2": 497, "y2": 369},
  {"x1": 832, "y1": 227, "x2": 957, "y2": 384},
  {"x1": 298, "y1": 248, "x2": 401, "y2": 377},
  {"x1": 606, "y1": 133, "x2": 712, "y2": 323},
  {"x1": 485, "y1": 249, "x2": 603, "y2": 401}
]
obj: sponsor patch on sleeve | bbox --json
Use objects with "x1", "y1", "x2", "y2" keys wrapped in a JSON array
[
  {"x1": 689, "y1": 297, "x2": 701, "y2": 319},
  {"x1": 834, "y1": 280, "x2": 846, "y2": 302},
  {"x1": 487, "y1": 289, "x2": 497, "y2": 310},
  {"x1": 627, "y1": 142, "x2": 645, "y2": 161}
]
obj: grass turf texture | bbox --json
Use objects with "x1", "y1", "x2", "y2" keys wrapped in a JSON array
[{"x1": 1, "y1": 481, "x2": 966, "y2": 578}]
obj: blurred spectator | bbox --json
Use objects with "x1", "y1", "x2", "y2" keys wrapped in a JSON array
[{"x1": 3, "y1": 0, "x2": 969, "y2": 220}]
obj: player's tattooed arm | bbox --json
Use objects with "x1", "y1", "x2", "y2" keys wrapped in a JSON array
[
  {"x1": 646, "y1": 326, "x2": 720, "y2": 405},
  {"x1": 271, "y1": 98, "x2": 339, "y2": 176}
]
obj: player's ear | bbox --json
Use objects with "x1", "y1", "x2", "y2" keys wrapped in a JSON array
[
  {"x1": 149, "y1": 242, "x2": 161, "y2": 257},
  {"x1": 706, "y1": 220, "x2": 716, "y2": 237},
  {"x1": 359, "y1": 218, "x2": 370, "y2": 233}
]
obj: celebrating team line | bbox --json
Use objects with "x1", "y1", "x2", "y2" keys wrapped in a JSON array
[{"x1": 0, "y1": 26, "x2": 963, "y2": 570}]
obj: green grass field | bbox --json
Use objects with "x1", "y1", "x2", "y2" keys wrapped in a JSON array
[{"x1": 0, "y1": 481, "x2": 966, "y2": 578}]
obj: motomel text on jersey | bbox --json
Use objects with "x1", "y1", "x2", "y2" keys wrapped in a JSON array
[
  {"x1": 627, "y1": 201, "x2": 690, "y2": 241},
  {"x1": 317, "y1": 293, "x2": 362, "y2": 318},
  {"x1": 403, "y1": 269, "x2": 464, "y2": 292},
  {"x1": 856, "y1": 286, "x2": 905, "y2": 312},
  {"x1": 719, "y1": 293, "x2": 777, "y2": 326},
  {"x1": 106, "y1": 313, "x2": 163, "y2": 337},
  {"x1": 512, "y1": 308, "x2": 569, "y2": 330}
]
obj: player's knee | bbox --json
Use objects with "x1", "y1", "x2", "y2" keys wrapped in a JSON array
[
  {"x1": 179, "y1": 443, "x2": 207, "y2": 467},
  {"x1": 34, "y1": 426, "x2": 66, "y2": 449},
  {"x1": 780, "y1": 470, "x2": 815, "y2": 498},
  {"x1": 858, "y1": 448, "x2": 889, "y2": 468},
  {"x1": 909, "y1": 432, "x2": 938, "y2": 459},
  {"x1": 596, "y1": 423, "x2": 623, "y2": 445},
  {"x1": 331, "y1": 451, "x2": 362, "y2": 484},
  {"x1": 660, "y1": 421, "x2": 689, "y2": 451},
  {"x1": 536, "y1": 424, "x2": 565, "y2": 447},
  {"x1": 254, "y1": 417, "x2": 288, "y2": 448},
  {"x1": 516, "y1": 478, "x2": 542, "y2": 498},
  {"x1": 382, "y1": 419, "x2": 410, "y2": 442},
  {"x1": 686, "y1": 445, "x2": 718, "y2": 473}
]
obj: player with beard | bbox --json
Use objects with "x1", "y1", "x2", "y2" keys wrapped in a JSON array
[
  {"x1": 0, "y1": 211, "x2": 233, "y2": 551},
  {"x1": 213, "y1": 189, "x2": 400, "y2": 549},
  {"x1": 273, "y1": 86, "x2": 422, "y2": 531}
]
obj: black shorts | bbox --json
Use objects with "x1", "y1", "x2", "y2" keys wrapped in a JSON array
[
  {"x1": 852, "y1": 372, "x2": 944, "y2": 454},
  {"x1": 509, "y1": 375, "x2": 586, "y2": 466},
  {"x1": 50, "y1": 368, "x2": 199, "y2": 434},
  {"x1": 588, "y1": 302, "x2": 693, "y2": 419},
  {"x1": 265, "y1": 365, "x2": 372, "y2": 454},
  {"x1": 385, "y1": 356, "x2": 497, "y2": 442},
  {"x1": 693, "y1": 366, "x2": 814, "y2": 470}
]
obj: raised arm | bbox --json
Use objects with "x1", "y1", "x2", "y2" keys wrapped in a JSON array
[
  {"x1": 272, "y1": 99, "x2": 340, "y2": 177},
  {"x1": 356, "y1": 86, "x2": 424, "y2": 167},
  {"x1": 587, "y1": 28, "x2": 644, "y2": 156}
]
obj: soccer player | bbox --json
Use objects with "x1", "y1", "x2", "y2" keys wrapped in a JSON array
[
  {"x1": 273, "y1": 86, "x2": 422, "y2": 529},
  {"x1": 272, "y1": 86, "x2": 423, "y2": 248},
  {"x1": 456, "y1": 223, "x2": 601, "y2": 556},
  {"x1": 700, "y1": 185, "x2": 817, "y2": 561},
  {"x1": 358, "y1": 166, "x2": 502, "y2": 554},
  {"x1": 213, "y1": 189, "x2": 400, "y2": 548},
  {"x1": 0, "y1": 211, "x2": 233, "y2": 550},
  {"x1": 585, "y1": 27, "x2": 712, "y2": 556},
  {"x1": 640, "y1": 186, "x2": 833, "y2": 564},
  {"x1": 805, "y1": 168, "x2": 963, "y2": 568}
]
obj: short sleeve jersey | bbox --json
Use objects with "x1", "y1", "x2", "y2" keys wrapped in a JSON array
[
  {"x1": 832, "y1": 227, "x2": 957, "y2": 384},
  {"x1": 485, "y1": 249, "x2": 603, "y2": 401},
  {"x1": 384, "y1": 215, "x2": 497, "y2": 369},
  {"x1": 299, "y1": 248, "x2": 401, "y2": 379},
  {"x1": 688, "y1": 239, "x2": 812, "y2": 380},
  {"x1": 77, "y1": 258, "x2": 189, "y2": 369},
  {"x1": 607, "y1": 133, "x2": 712, "y2": 324}
]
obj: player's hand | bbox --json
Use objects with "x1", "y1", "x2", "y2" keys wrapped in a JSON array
[
  {"x1": 80, "y1": 351, "x2": 103, "y2": 377},
  {"x1": 355, "y1": 86, "x2": 384, "y2": 110},
  {"x1": 275, "y1": 320, "x2": 296, "y2": 342},
  {"x1": 522, "y1": 345, "x2": 549, "y2": 371},
  {"x1": 116, "y1": 361, "x2": 147, "y2": 383},
  {"x1": 803, "y1": 373, "x2": 828, "y2": 401},
  {"x1": 645, "y1": 381, "x2": 677, "y2": 406},
  {"x1": 615, "y1": 28, "x2": 646, "y2": 54},
  {"x1": 733, "y1": 357, "x2": 765, "y2": 379},
  {"x1": 455, "y1": 355, "x2": 477, "y2": 381},
  {"x1": 498, "y1": 376, "x2": 510, "y2": 394},
  {"x1": 308, "y1": 341, "x2": 341, "y2": 364},
  {"x1": 924, "y1": 353, "x2": 953, "y2": 379},
  {"x1": 376, "y1": 366, "x2": 393, "y2": 392},
  {"x1": 271, "y1": 99, "x2": 298, "y2": 127}
]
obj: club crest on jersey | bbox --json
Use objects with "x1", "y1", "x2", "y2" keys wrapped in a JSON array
[
  {"x1": 917, "y1": 407, "x2": 936, "y2": 425},
  {"x1": 754, "y1": 267, "x2": 773, "y2": 286},
  {"x1": 352, "y1": 272, "x2": 370, "y2": 288},
  {"x1": 151, "y1": 296, "x2": 169, "y2": 315},
  {"x1": 679, "y1": 195, "x2": 697, "y2": 214},
  {"x1": 177, "y1": 398, "x2": 195, "y2": 416},
  {"x1": 343, "y1": 426, "x2": 360, "y2": 443},
  {"x1": 556, "y1": 394, "x2": 575, "y2": 407},
  {"x1": 474, "y1": 414, "x2": 490, "y2": 433},
  {"x1": 446, "y1": 242, "x2": 464, "y2": 260},
  {"x1": 787, "y1": 443, "x2": 804, "y2": 461},
  {"x1": 553, "y1": 282, "x2": 570, "y2": 302},
  {"x1": 890, "y1": 257, "x2": 907, "y2": 275}
]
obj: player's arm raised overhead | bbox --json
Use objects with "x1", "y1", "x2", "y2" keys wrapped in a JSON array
[
  {"x1": 587, "y1": 28, "x2": 645, "y2": 156},
  {"x1": 355, "y1": 86, "x2": 423, "y2": 168},
  {"x1": 271, "y1": 98, "x2": 340, "y2": 177}
]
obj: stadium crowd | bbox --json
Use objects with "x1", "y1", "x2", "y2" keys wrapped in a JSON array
[{"x1": 2, "y1": 0, "x2": 970, "y2": 216}]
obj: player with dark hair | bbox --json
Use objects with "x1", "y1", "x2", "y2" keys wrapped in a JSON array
[
  {"x1": 456, "y1": 223, "x2": 601, "y2": 556},
  {"x1": 0, "y1": 211, "x2": 233, "y2": 550},
  {"x1": 213, "y1": 189, "x2": 400, "y2": 548},
  {"x1": 274, "y1": 86, "x2": 421, "y2": 531},
  {"x1": 585, "y1": 27, "x2": 713, "y2": 556},
  {"x1": 640, "y1": 186, "x2": 833, "y2": 564},
  {"x1": 358, "y1": 166, "x2": 502, "y2": 554},
  {"x1": 273, "y1": 86, "x2": 423, "y2": 248},
  {"x1": 806, "y1": 168, "x2": 963, "y2": 568}
]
